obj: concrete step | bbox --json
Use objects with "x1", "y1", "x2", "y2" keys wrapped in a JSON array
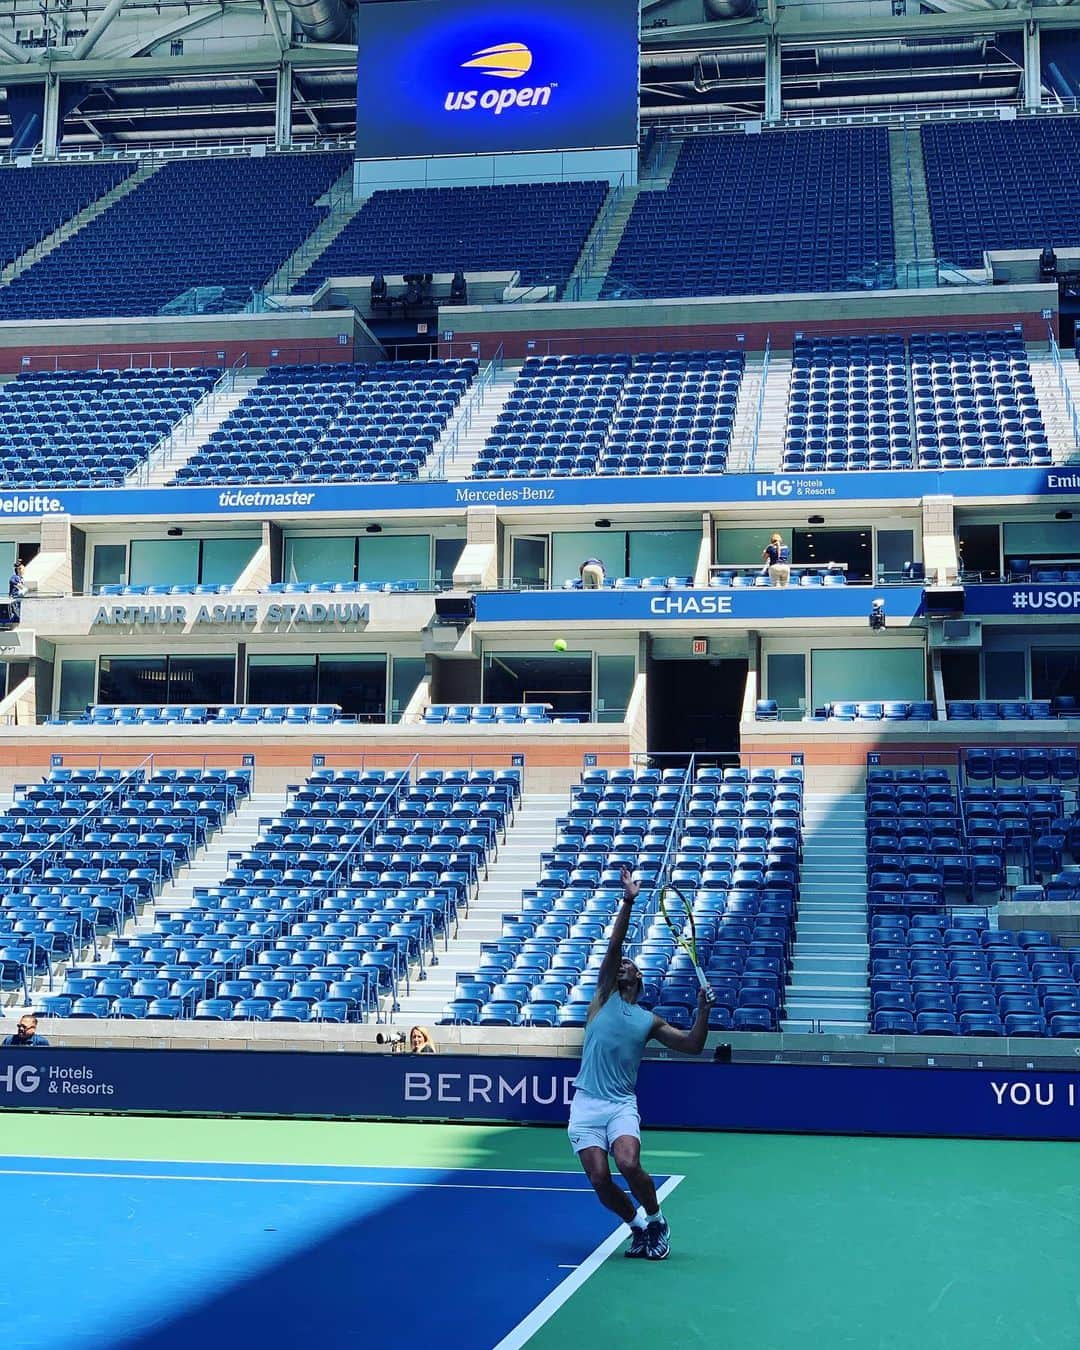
[
  {"x1": 568, "y1": 183, "x2": 642, "y2": 302},
  {"x1": 784, "y1": 1018, "x2": 870, "y2": 1034},
  {"x1": 136, "y1": 369, "x2": 264, "y2": 487},
  {"x1": 429, "y1": 367, "x2": 519, "y2": 479},
  {"x1": 785, "y1": 990, "x2": 870, "y2": 1008},
  {"x1": 392, "y1": 790, "x2": 563, "y2": 1023},
  {"x1": 268, "y1": 168, "x2": 369, "y2": 295},
  {"x1": 794, "y1": 940, "x2": 869, "y2": 956}
]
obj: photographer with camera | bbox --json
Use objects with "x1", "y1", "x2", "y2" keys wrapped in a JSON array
[{"x1": 374, "y1": 1026, "x2": 437, "y2": 1054}]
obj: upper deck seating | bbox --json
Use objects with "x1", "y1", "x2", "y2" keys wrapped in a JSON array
[
  {"x1": 295, "y1": 180, "x2": 608, "y2": 293},
  {"x1": 0, "y1": 152, "x2": 351, "y2": 319},
  {"x1": 602, "y1": 128, "x2": 894, "y2": 299}
]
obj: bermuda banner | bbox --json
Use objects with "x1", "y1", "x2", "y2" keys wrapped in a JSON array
[
  {"x1": 474, "y1": 587, "x2": 926, "y2": 624},
  {"x1": 4, "y1": 1048, "x2": 1080, "y2": 1140},
  {"x1": 965, "y1": 583, "x2": 1080, "y2": 616},
  {"x1": 354, "y1": 0, "x2": 640, "y2": 159},
  {"x1": 1, "y1": 468, "x2": 1079, "y2": 521}
]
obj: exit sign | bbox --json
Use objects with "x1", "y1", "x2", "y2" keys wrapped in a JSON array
[{"x1": 691, "y1": 638, "x2": 708, "y2": 656}]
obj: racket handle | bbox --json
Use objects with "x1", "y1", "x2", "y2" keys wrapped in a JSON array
[{"x1": 693, "y1": 963, "x2": 711, "y2": 994}]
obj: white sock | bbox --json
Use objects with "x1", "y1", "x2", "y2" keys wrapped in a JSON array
[
  {"x1": 630, "y1": 1206, "x2": 647, "y2": 1230},
  {"x1": 645, "y1": 1209, "x2": 663, "y2": 1225}
]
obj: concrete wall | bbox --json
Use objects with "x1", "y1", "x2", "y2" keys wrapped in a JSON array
[
  {"x1": 0, "y1": 310, "x2": 361, "y2": 373},
  {"x1": 437, "y1": 283, "x2": 1056, "y2": 360},
  {"x1": 0, "y1": 725, "x2": 632, "y2": 795}
]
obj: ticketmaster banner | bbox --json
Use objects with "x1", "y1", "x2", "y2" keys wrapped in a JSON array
[
  {"x1": 474, "y1": 587, "x2": 926, "y2": 624},
  {"x1": 2, "y1": 468, "x2": 1080, "y2": 521},
  {"x1": 2, "y1": 1049, "x2": 1080, "y2": 1139}
]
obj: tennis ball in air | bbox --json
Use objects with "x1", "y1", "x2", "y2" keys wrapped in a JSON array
[{"x1": 553, "y1": 639, "x2": 568, "y2": 652}]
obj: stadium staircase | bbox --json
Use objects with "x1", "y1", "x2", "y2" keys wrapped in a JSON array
[
  {"x1": 264, "y1": 168, "x2": 369, "y2": 296},
  {"x1": 565, "y1": 138, "x2": 683, "y2": 303},
  {"x1": 888, "y1": 126, "x2": 935, "y2": 276},
  {"x1": 783, "y1": 791, "x2": 870, "y2": 1033},
  {"x1": 134, "y1": 369, "x2": 265, "y2": 486},
  {"x1": 144, "y1": 789, "x2": 287, "y2": 912},
  {"x1": 567, "y1": 186, "x2": 643, "y2": 302},
  {"x1": 728, "y1": 351, "x2": 792, "y2": 473},
  {"x1": 1028, "y1": 351, "x2": 1080, "y2": 464},
  {"x1": 0, "y1": 161, "x2": 163, "y2": 287},
  {"x1": 429, "y1": 365, "x2": 520, "y2": 478},
  {"x1": 392, "y1": 791, "x2": 565, "y2": 1023}
]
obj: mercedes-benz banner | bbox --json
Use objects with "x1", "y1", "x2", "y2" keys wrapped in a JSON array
[{"x1": 355, "y1": 0, "x2": 640, "y2": 159}]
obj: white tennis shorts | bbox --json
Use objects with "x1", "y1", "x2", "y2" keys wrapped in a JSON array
[{"x1": 567, "y1": 1089, "x2": 641, "y2": 1155}]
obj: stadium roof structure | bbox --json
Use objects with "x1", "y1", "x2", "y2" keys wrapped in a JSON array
[{"x1": 0, "y1": 0, "x2": 1075, "y2": 150}]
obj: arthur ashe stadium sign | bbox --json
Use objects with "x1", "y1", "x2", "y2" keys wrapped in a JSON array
[{"x1": 91, "y1": 601, "x2": 369, "y2": 628}]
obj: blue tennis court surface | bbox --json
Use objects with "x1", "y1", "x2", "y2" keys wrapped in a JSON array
[{"x1": 1, "y1": 1155, "x2": 679, "y2": 1350}]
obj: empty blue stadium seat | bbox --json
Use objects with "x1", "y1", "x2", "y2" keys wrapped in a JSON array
[
  {"x1": 295, "y1": 180, "x2": 607, "y2": 293},
  {"x1": 0, "y1": 152, "x2": 352, "y2": 320},
  {"x1": 603, "y1": 128, "x2": 894, "y2": 300}
]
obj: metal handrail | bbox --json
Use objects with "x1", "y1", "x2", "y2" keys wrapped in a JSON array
[
  {"x1": 631, "y1": 753, "x2": 698, "y2": 949},
  {"x1": 747, "y1": 333, "x2": 771, "y2": 473},
  {"x1": 1046, "y1": 323, "x2": 1080, "y2": 455},
  {"x1": 0, "y1": 753, "x2": 158, "y2": 945},
  {"x1": 235, "y1": 754, "x2": 420, "y2": 907},
  {"x1": 274, "y1": 184, "x2": 359, "y2": 297},
  {"x1": 133, "y1": 351, "x2": 250, "y2": 485},
  {"x1": 902, "y1": 123, "x2": 920, "y2": 269},
  {"x1": 427, "y1": 343, "x2": 503, "y2": 479},
  {"x1": 568, "y1": 173, "x2": 626, "y2": 302}
]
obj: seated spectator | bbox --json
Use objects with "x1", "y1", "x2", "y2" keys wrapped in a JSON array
[{"x1": 4, "y1": 1013, "x2": 48, "y2": 1047}]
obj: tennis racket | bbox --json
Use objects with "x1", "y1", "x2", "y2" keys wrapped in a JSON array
[{"x1": 658, "y1": 883, "x2": 712, "y2": 996}]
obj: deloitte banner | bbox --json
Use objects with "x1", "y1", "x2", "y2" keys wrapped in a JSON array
[
  {"x1": 354, "y1": 0, "x2": 640, "y2": 159},
  {"x1": 474, "y1": 586, "x2": 926, "y2": 625},
  {"x1": 3, "y1": 1049, "x2": 1080, "y2": 1140}
]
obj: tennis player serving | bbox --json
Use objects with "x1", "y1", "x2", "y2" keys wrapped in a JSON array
[{"x1": 568, "y1": 866, "x2": 714, "y2": 1261}]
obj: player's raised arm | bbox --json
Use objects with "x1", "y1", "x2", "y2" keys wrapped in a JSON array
[
  {"x1": 595, "y1": 866, "x2": 640, "y2": 1001},
  {"x1": 650, "y1": 987, "x2": 714, "y2": 1056}
]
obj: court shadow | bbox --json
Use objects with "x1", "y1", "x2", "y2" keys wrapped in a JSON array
[{"x1": 102, "y1": 1163, "x2": 616, "y2": 1350}]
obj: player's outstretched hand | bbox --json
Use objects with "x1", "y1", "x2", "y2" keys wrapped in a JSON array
[
  {"x1": 698, "y1": 986, "x2": 716, "y2": 1009},
  {"x1": 620, "y1": 866, "x2": 641, "y2": 902}
]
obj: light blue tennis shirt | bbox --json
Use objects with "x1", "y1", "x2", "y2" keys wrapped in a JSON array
[{"x1": 572, "y1": 992, "x2": 656, "y2": 1103}]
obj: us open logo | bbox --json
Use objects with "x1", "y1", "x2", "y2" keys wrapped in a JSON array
[{"x1": 444, "y1": 41, "x2": 556, "y2": 115}]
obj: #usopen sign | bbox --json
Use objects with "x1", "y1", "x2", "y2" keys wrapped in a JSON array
[{"x1": 91, "y1": 601, "x2": 370, "y2": 630}]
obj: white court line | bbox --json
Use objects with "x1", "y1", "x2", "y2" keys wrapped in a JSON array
[
  {"x1": 492, "y1": 1174, "x2": 686, "y2": 1350},
  {"x1": 0, "y1": 1167, "x2": 596, "y2": 1194},
  {"x1": 0, "y1": 1154, "x2": 587, "y2": 1178},
  {"x1": 0, "y1": 1166, "x2": 599, "y2": 1198}
]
